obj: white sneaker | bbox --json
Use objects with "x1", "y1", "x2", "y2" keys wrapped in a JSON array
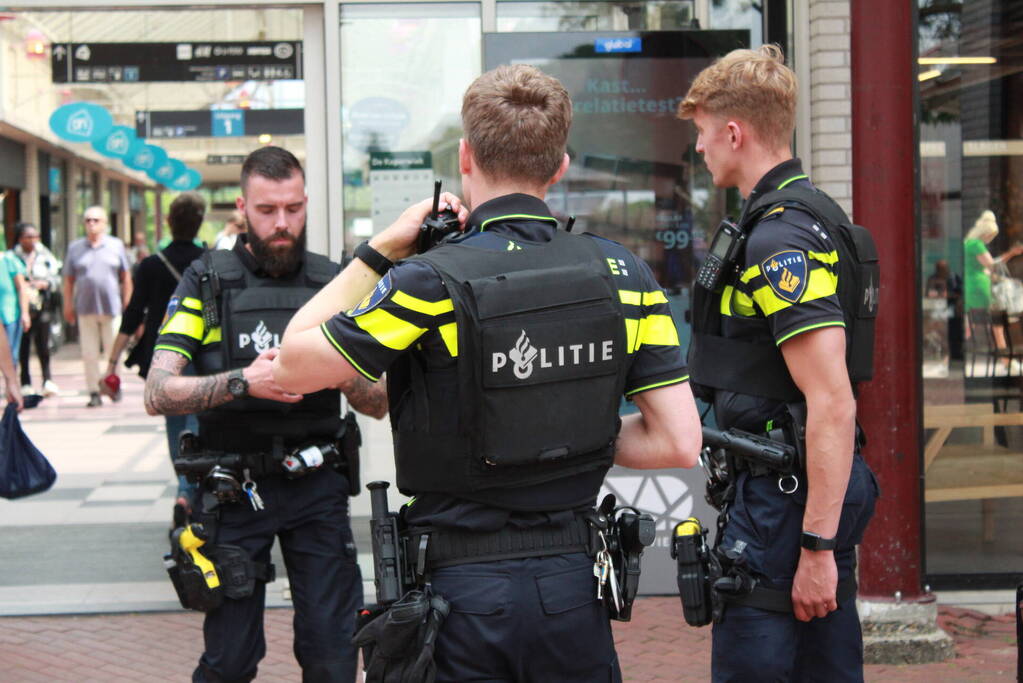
[
  {"x1": 20, "y1": 385, "x2": 33, "y2": 396},
  {"x1": 42, "y1": 379, "x2": 59, "y2": 397}
]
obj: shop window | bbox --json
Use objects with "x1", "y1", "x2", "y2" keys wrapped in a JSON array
[
  {"x1": 496, "y1": 1, "x2": 696, "y2": 32},
  {"x1": 918, "y1": 0, "x2": 1023, "y2": 587},
  {"x1": 339, "y1": 3, "x2": 482, "y2": 256}
]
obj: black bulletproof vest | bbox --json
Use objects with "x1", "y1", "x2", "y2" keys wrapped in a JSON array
[
  {"x1": 391, "y1": 230, "x2": 630, "y2": 511},
  {"x1": 194, "y1": 249, "x2": 342, "y2": 453},
  {"x1": 689, "y1": 186, "x2": 879, "y2": 403}
]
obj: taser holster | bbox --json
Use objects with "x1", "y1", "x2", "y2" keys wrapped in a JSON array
[{"x1": 164, "y1": 523, "x2": 275, "y2": 612}]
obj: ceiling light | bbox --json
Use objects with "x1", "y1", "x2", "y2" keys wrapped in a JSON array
[
  {"x1": 258, "y1": 134, "x2": 272, "y2": 144},
  {"x1": 918, "y1": 56, "x2": 996, "y2": 65},
  {"x1": 918, "y1": 69, "x2": 941, "y2": 82}
]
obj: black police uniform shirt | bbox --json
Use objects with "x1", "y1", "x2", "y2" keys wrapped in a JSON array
[
  {"x1": 714, "y1": 159, "x2": 845, "y2": 434},
  {"x1": 322, "y1": 194, "x2": 689, "y2": 530}
]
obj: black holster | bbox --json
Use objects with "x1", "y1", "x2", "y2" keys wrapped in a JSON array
[{"x1": 353, "y1": 589, "x2": 451, "y2": 683}]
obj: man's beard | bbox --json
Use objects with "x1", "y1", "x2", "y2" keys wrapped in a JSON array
[{"x1": 249, "y1": 225, "x2": 306, "y2": 276}]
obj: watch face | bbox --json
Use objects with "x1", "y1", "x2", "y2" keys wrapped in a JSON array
[{"x1": 228, "y1": 375, "x2": 246, "y2": 397}]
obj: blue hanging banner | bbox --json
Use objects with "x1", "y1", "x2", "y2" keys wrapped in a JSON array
[
  {"x1": 149, "y1": 158, "x2": 187, "y2": 186},
  {"x1": 123, "y1": 140, "x2": 168, "y2": 172},
  {"x1": 48, "y1": 102, "x2": 114, "y2": 143},
  {"x1": 170, "y1": 168, "x2": 202, "y2": 191},
  {"x1": 91, "y1": 125, "x2": 136, "y2": 159}
]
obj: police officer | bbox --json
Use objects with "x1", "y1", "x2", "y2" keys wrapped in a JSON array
[
  {"x1": 678, "y1": 46, "x2": 879, "y2": 681},
  {"x1": 275, "y1": 65, "x2": 702, "y2": 681},
  {"x1": 144, "y1": 147, "x2": 387, "y2": 682}
]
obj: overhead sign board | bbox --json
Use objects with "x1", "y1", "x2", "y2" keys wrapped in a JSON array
[
  {"x1": 207, "y1": 154, "x2": 248, "y2": 165},
  {"x1": 52, "y1": 41, "x2": 303, "y2": 84},
  {"x1": 135, "y1": 109, "x2": 303, "y2": 139}
]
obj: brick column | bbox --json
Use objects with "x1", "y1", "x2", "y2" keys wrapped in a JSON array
[{"x1": 808, "y1": 0, "x2": 853, "y2": 215}]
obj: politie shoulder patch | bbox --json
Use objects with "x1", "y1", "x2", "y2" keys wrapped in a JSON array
[
  {"x1": 347, "y1": 272, "x2": 393, "y2": 317},
  {"x1": 761, "y1": 250, "x2": 808, "y2": 303}
]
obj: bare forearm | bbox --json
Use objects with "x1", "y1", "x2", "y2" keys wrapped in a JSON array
[
  {"x1": 801, "y1": 395, "x2": 856, "y2": 538},
  {"x1": 144, "y1": 351, "x2": 233, "y2": 416},
  {"x1": 339, "y1": 375, "x2": 389, "y2": 419},
  {"x1": 284, "y1": 260, "x2": 381, "y2": 341},
  {"x1": 107, "y1": 332, "x2": 132, "y2": 367}
]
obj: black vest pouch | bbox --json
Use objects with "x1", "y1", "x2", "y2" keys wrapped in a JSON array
[
  {"x1": 195, "y1": 252, "x2": 342, "y2": 452},
  {"x1": 471, "y1": 265, "x2": 623, "y2": 467},
  {"x1": 399, "y1": 230, "x2": 629, "y2": 501}
]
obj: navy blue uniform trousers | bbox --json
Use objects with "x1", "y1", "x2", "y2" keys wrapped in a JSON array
[
  {"x1": 194, "y1": 467, "x2": 361, "y2": 683},
  {"x1": 429, "y1": 552, "x2": 622, "y2": 682},
  {"x1": 711, "y1": 453, "x2": 879, "y2": 682}
]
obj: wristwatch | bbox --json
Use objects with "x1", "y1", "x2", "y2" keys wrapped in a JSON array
[
  {"x1": 227, "y1": 369, "x2": 249, "y2": 399},
  {"x1": 800, "y1": 531, "x2": 838, "y2": 551},
  {"x1": 354, "y1": 240, "x2": 393, "y2": 276}
]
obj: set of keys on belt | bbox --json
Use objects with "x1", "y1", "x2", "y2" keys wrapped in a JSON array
[{"x1": 593, "y1": 528, "x2": 622, "y2": 612}]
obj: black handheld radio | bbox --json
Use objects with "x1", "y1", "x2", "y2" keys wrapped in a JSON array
[
  {"x1": 695, "y1": 218, "x2": 745, "y2": 292},
  {"x1": 417, "y1": 180, "x2": 461, "y2": 254}
]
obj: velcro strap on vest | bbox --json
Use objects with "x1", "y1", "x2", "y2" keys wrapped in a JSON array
[
  {"x1": 405, "y1": 515, "x2": 593, "y2": 570},
  {"x1": 722, "y1": 575, "x2": 857, "y2": 613},
  {"x1": 690, "y1": 332, "x2": 802, "y2": 402}
]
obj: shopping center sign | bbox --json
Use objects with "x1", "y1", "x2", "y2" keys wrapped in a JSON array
[{"x1": 51, "y1": 41, "x2": 303, "y2": 84}]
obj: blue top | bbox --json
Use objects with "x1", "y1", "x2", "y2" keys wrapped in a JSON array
[{"x1": 0, "y1": 251, "x2": 26, "y2": 325}]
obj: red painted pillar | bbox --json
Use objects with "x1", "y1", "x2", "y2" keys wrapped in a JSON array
[{"x1": 850, "y1": 1, "x2": 924, "y2": 600}]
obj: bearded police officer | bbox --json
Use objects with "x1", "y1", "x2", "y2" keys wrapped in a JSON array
[
  {"x1": 678, "y1": 46, "x2": 879, "y2": 681},
  {"x1": 145, "y1": 147, "x2": 387, "y2": 682},
  {"x1": 274, "y1": 65, "x2": 702, "y2": 681}
]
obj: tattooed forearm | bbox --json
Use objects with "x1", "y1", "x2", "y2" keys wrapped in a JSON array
[
  {"x1": 339, "y1": 374, "x2": 389, "y2": 419},
  {"x1": 144, "y1": 350, "x2": 234, "y2": 416}
]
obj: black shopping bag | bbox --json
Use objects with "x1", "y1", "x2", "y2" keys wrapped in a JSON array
[{"x1": 0, "y1": 403, "x2": 56, "y2": 499}]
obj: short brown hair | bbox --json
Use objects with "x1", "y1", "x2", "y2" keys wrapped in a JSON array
[
  {"x1": 462, "y1": 65, "x2": 572, "y2": 186},
  {"x1": 168, "y1": 192, "x2": 206, "y2": 241},
  {"x1": 678, "y1": 44, "x2": 796, "y2": 151}
]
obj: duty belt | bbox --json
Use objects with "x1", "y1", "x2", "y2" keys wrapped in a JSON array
[
  {"x1": 404, "y1": 515, "x2": 594, "y2": 571},
  {"x1": 175, "y1": 442, "x2": 345, "y2": 479}
]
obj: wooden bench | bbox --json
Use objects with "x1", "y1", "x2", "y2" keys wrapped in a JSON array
[{"x1": 923, "y1": 403, "x2": 1023, "y2": 539}]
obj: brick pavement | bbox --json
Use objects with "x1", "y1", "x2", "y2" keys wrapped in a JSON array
[{"x1": 0, "y1": 598, "x2": 1016, "y2": 681}]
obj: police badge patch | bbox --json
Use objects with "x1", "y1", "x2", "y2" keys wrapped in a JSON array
[
  {"x1": 761, "y1": 250, "x2": 808, "y2": 303},
  {"x1": 347, "y1": 272, "x2": 393, "y2": 316}
]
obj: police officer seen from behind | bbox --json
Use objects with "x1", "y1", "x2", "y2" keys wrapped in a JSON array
[
  {"x1": 144, "y1": 146, "x2": 388, "y2": 682},
  {"x1": 679, "y1": 46, "x2": 879, "y2": 681},
  {"x1": 274, "y1": 65, "x2": 702, "y2": 681}
]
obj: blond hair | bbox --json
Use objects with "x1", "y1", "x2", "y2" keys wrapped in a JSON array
[
  {"x1": 677, "y1": 44, "x2": 796, "y2": 151},
  {"x1": 965, "y1": 210, "x2": 999, "y2": 242},
  {"x1": 462, "y1": 65, "x2": 572, "y2": 186}
]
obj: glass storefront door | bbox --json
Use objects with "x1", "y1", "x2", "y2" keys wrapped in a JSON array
[{"x1": 918, "y1": 0, "x2": 1023, "y2": 587}]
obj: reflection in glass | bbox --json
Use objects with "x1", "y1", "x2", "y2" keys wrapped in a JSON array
[
  {"x1": 918, "y1": 0, "x2": 1023, "y2": 585},
  {"x1": 496, "y1": 1, "x2": 696, "y2": 32},
  {"x1": 339, "y1": 3, "x2": 482, "y2": 255}
]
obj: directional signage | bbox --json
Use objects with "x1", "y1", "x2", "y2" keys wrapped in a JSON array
[
  {"x1": 207, "y1": 154, "x2": 248, "y2": 165},
  {"x1": 135, "y1": 109, "x2": 303, "y2": 139},
  {"x1": 52, "y1": 41, "x2": 303, "y2": 84}
]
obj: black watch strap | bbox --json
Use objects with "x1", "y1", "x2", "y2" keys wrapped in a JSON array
[
  {"x1": 354, "y1": 240, "x2": 393, "y2": 276},
  {"x1": 800, "y1": 531, "x2": 838, "y2": 551}
]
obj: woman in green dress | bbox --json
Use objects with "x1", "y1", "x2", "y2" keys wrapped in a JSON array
[{"x1": 964, "y1": 210, "x2": 1023, "y2": 369}]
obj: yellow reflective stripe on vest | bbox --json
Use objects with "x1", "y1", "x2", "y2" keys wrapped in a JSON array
[
  {"x1": 390, "y1": 291, "x2": 454, "y2": 317},
  {"x1": 160, "y1": 309, "x2": 204, "y2": 339},
  {"x1": 181, "y1": 297, "x2": 202, "y2": 312},
  {"x1": 731, "y1": 288, "x2": 757, "y2": 317},
  {"x1": 438, "y1": 322, "x2": 458, "y2": 357},
  {"x1": 808, "y1": 250, "x2": 839, "y2": 266},
  {"x1": 752, "y1": 266, "x2": 838, "y2": 315},
  {"x1": 624, "y1": 318, "x2": 640, "y2": 353},
  {"x1": 720, "y1": 285, "x2": 734, "y2": 316},
  {"x1": 619, "y1": 289, "x2": 669, "y2": 307},
  {"x1": 638, "y1": 314, "x2": 679, "y2": 347},
  {"x1": 740, "y1": 264, "x2": 761, "y2": 284},
  {"x1": 203, "y1": 327, "x2": 222, "y2": 345},
  {"x1": 354, "y1": 308, "x2": 426, "y2": 350}
]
